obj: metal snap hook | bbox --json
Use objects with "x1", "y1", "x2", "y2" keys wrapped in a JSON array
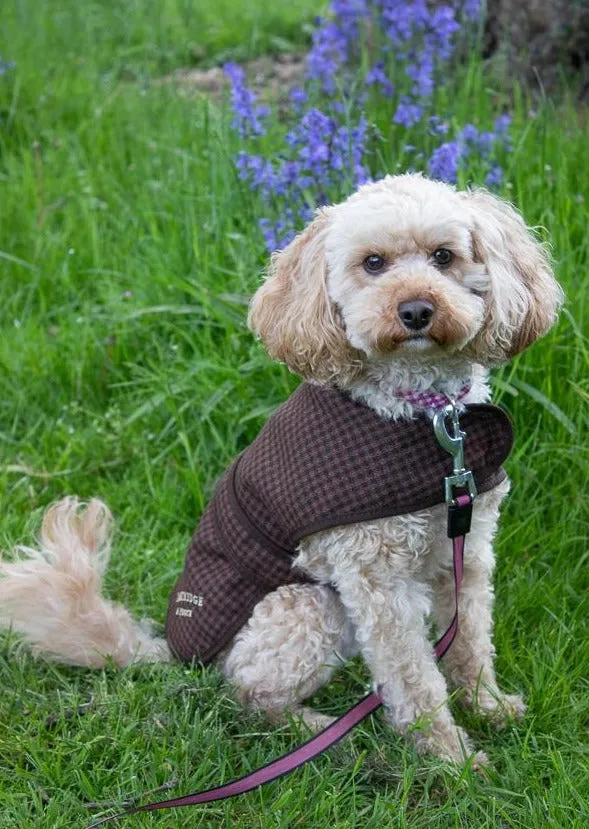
[{"x1": 433, "y1": 401, "x2": 477, "y2": 505}]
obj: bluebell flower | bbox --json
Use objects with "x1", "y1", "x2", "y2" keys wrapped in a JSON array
[
  {"x1": 332, "y1": 0, "x2": 369, "y2": 25},
  {"x1": 290, "y1": 87, "x2": 308, "y2": 110},
  {"x1": 380, "y1": 1, "x2": 416, "y2": 46},
  {"x1": 460, "y1": 0, "x2": 481, "y2": 21},
  {"x1": 494, "y1": 114, "x2": 512, "y2": 133},
  {"x1": 298, "y1": 205, "x2": 315, "y2": 224},
  {"x1": 227, "y1": 0, "x2": 505, "y2": 252},
  {"x1": 407, "y1": 56, "x2": 434, "y2": 97},
  {"x1": 224, "y1": 62, "x2": 269, "y2": 138},
  {"x1": 259, "y1": 218, "x2": 278, "y2": 252},
  {"x1": 365, "y1": 62, "x2": 394, "y2": 97},
  {"x1": 259, "y1": 217, "x2": 296, "y2": 252},
  {"x1": 354, "y1": 165, "x2": 372, "y2": 186},
  {"x1": 307, "y1": 20, "x2": 349, "y2": 94},
  {"x1": 428, "y1": 6, "x2": 460, "y2": 58},
  {"x1": 429, "y1": 115, "x2": 450, "y2": 135},
  {"x1": 394, "y1": 97, "x2": 423, "y2": 128},
  {"x1": 459, "y1": 124, "x2": 499, "y2": 155},
  {"x1": 460, "y1": 124, "x2": 479, "y2": 144},
  {"x1": 235, "y1": 152, "x2": 277, "y2": 191},
  {"x1": 485, "y1": 165, "x2": 503, "y2": 188},
  {"x1": 427, "y1": 141, "x2": 462, "y2": 183},
  {"x1": 476, "y1": 131, "x2": 495, "y2": 153}
]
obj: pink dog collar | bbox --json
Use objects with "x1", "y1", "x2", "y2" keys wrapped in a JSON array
[{"x1": 394, "y1": 383, "x2": 471, "y2": 410}]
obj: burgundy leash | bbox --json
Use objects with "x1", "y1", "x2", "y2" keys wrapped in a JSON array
[{"x1": 87, "y1": 405, "x2": 474, "y2": 827}]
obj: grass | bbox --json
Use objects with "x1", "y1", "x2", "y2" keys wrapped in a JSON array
[{"x1": 0, "y1": 1, "x2": 588, "y2": 827}]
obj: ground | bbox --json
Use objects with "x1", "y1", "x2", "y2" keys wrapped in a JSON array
[{"x1": 0, "y1": 1, "x2": 588, "y2": 827}]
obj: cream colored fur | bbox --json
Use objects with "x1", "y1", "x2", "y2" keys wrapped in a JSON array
[
  {"x1": 0, "y1": 498, "x2": 170, "y2": 667},
  {"x1": 1, "y1": 174, "x2": 562, "y2": 765}
]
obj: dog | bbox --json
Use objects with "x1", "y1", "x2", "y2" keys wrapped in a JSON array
[{"x1": 0, "y1": 173, "x2": 563, "y2": 765}]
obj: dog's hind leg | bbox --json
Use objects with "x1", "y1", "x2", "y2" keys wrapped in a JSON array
[
  {"x1": 0, "y1": 497, "x2": 171, "y2": 667},
  {"x1": 220, "y1": 583, "x2": 358, "y2": 732}
]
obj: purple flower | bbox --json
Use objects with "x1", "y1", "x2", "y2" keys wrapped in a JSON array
[
  {"x1": 290, "y1": 87, "x2": 308, "y2": 110},
  {"x1": 298, "y1": 205, "x2": 315, "y2": 224},
  {"x1": 407, "y1": 55, "x2": 434, "y2": 97},
  {"x1": 394, "y1": 97, "x2": 423, "y2": 128},
  {"x1": 307, "y1": 20, "x2": 349, "y2": 94},
  {"x1": 428, "y1": 118, "x2": 509, "y2": 185},
  {"x1": 494, "y1": 114, "x2": 512, "y2": 133},
  {"x1": 460, "y1": 123, "x2": 479, "y2": 145},
  {"x1": 485, "y1": 165, "x2": 503, "y2": 187},
  {"x1": 223, "y1": 62, "x2": 269, "y2": 138},
  {"x1": 259, "y1": 217, "x2": 296, "y2": 252},
  {"x1": 428, "y1": 141, "x2": 462, "y2": 183},
  {"x1": 458, "y1": 123, "x2": 505, "y2": 155},
  {"x1": 259, "y1": 218, "x2": 278, "y2": 252},
  {"x1": 428, "y1": 6, "x2": 460, "y2": 58},
  {"x1": 460, "y1": 0, "x2": 482, "y2": 21},
  {"x1": 429, "y1": 115, "x2": 449, "y2": 135},
  {"x1": 332, "y1": 0, "x2": 368, "y2": 24},
  {"x1": 354, "y1": 166, "x2": 372, "y2": 186},
  {"x1": 225, "y1": 0, "x2": 507, "y2": 253},
  {"x1": 235, "y1": 152, "x2": 277, "y2": 191},
  {"x1": 365, "y1": 62, "x2": 394, "y2": 97},
  {"x1": 380, "y1": 1, "x2": 416, "y2": 46}
]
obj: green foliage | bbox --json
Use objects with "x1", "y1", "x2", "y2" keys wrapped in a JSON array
[{"x1": 0, "y1": 2, "x2": 588, "y2": 827}]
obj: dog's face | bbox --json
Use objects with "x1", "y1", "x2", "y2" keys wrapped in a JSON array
[{"x1": 249, "y1": 174, "x2": 563, "y2": 382}]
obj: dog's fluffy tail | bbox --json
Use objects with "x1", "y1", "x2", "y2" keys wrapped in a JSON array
[{"x1": 0, "y1": 497, "x2": 171, "y2": 667}]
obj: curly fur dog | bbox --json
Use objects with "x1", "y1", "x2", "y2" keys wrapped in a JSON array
[{"x1": 0, "y1": 173, "x2": 563, "y2": 765}]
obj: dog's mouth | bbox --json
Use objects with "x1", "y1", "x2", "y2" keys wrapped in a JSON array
[
  {"x1": 374, "y1": 331, "x2": 447, "y2": 355},
  {"x1": 397, "y1": 334, "x2": 438, "y2": 351}
]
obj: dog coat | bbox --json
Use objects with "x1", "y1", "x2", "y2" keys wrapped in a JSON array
[{"x1": 166, "y1": 383, "x2": 513, "y2": 664}]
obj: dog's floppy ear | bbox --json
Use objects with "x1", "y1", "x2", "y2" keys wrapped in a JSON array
[
  {"x1": 463, "y1": 189, "x2": 563, "y2": 363},
  {"x1": 248, "y1": 209, "x2": 359, "y2": 381}
]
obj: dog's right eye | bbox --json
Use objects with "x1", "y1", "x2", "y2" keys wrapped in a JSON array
[{"x1": 363, "y1": 254, "x2": 386, "y2": 274}]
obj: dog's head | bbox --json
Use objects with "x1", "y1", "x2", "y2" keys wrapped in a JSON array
[{"x1": 248, "y1": 174, "x2": 563, "y2": 382}]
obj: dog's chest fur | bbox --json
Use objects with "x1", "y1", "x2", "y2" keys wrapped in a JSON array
[{"x1": 294, "y1": 477, "x2": 510, "y2": 600}]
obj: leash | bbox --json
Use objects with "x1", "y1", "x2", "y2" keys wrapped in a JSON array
[{"x1": 87, "y1": 403, "x2": 474, "y2": 827}]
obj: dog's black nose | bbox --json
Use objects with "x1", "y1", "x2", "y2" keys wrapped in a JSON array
[{"x1": 397, "y1": 300, "x2": 435, "y2": 331}]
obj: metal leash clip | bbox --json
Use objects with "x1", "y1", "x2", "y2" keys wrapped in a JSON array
[
  {"x1": 433, "y1": 401, "x2": 477, "y2": 538},
  {"x1": 433, "y1": 401, "x2": 477, "y2": 506}
]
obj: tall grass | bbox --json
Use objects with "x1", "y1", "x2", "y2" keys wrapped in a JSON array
[{"x1": 0, "y1": 1, "x2": 588, "y2": 827}]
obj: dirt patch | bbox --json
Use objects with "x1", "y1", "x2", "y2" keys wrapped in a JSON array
[{"x1": 155, "y1": 52, "x2": 307, "y2": 100}]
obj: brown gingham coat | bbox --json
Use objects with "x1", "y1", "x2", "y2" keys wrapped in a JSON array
[{"x1": 166, "y1": 384, "x2": 513, "y2": 664}]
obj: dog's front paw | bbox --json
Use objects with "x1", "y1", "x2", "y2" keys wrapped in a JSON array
[
  {"x1": 469, "y1": 750, "x2": 493, "y2": 779},
  {"x1": 468, "y1": 690, "x2": 526, "y2": 727},
  {"x1": 410, "y1": 721, "x2": 478, "y2": 765}
]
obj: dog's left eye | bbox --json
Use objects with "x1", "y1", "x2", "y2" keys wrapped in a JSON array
[
  {"x1": 433, "y1": 248, "x2": 453, "y2": 267},
  {"x1": 363, "y1": 254, "x2": 386, "y2": 274}
]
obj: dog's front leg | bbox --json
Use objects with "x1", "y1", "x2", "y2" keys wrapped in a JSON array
[
  {"x1": 332, "y1": 560, "x2": 484, "y2": 764},
  {"x1": 431, "y1": 484, "x2": 526, "y2": 725},
  {"x1": 297, "y1": 519, "x2": 487, "y2": 764}
]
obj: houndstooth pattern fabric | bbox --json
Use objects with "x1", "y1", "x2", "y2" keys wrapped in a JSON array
[{"x1": 166, "y1": 384, "x2": 513, "y2": 664}]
